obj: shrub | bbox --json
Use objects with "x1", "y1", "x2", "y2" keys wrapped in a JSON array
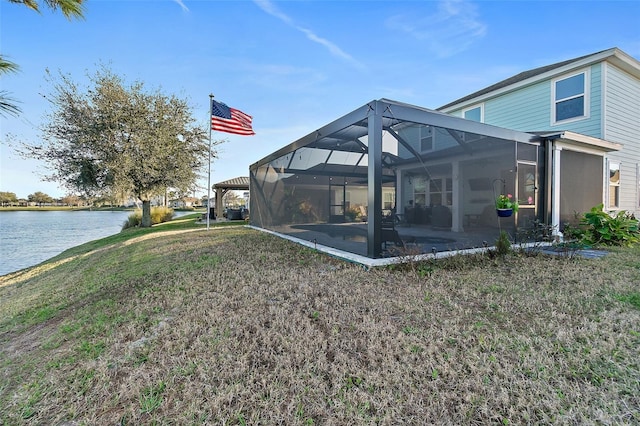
[
  {"x1": 151, "y1": 206, "x2": 174, "y2": 224},
  {"x1": 494, "y1": 230, "x2": 511, "y2": 256},
  {"x1": 580, "y1": 203, "x2": 639, "y2": 246},
  {"x1": 122, "y1": 206, "x2": 175, "y2": 230}
]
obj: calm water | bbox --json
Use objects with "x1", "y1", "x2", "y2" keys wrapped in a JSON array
[{"x1": 0, "y1": 210, "x2": 189, "y2": 276}]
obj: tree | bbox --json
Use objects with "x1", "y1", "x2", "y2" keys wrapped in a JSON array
[
  {"x1": 223, "y1": 191, "x2": 242, "y2": 207},
  {"x1": 28, "y1": 191, "x2": 53, "y2": 206},
  {"x1": 61, "y1": 193, "x2": 80, "y2": 206},
  {"x1": 1, "y1": 0, "x2": 84, "y2": 116},
  {"x1": 21, "y1": 66, "x2": 213, "y2": 227},
  {"x1": 0, "y1": 191, "x2": 18, "y2": 206},
  {"x1": 0, "y1": 58, "x2": 21, "y2": 117},
  {"x1": 7, "y1": 0, "x2": 84, "y2": 17}
]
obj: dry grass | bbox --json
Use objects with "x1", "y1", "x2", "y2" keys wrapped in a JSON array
[{"x1": 1, "y1": 227, "x2": 639, "y2": 425}]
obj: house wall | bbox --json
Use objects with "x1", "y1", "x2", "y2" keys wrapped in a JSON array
[
  {"x1": 603, "y1": 62, "x2": 640, "y2": 213},
  {"x1": 450, "y1": 64, "x2": 603, "y2": 138},
  {"x1": 447, "y1": 60, "x2": 640, "y2": 216}
]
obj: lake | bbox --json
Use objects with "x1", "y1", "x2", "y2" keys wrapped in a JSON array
[{"x1": 0, "y1": 210, "x2": 191, "y2": 276}]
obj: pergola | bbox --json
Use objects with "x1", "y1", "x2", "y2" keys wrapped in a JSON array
[{"x1": 213, "y1": 176, "x2": 249, "y2": 220}]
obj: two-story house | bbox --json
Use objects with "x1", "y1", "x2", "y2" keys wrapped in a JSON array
[
  {"x1": 438, "y1": 47, "x2": 640, "y2": 230},
  {"x1": 249, "y1": 49, "x2": 639, "y2": 260}
]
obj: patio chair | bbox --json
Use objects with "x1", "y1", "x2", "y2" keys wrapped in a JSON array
[{"x1": 382, "y1": 212, "x2": 404, "y2": 249}]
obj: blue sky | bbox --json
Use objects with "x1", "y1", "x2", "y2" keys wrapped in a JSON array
[{"x1": 1, "y1": 0, "x2": 639, "y2": 199}]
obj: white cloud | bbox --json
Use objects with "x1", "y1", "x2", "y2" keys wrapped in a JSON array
[
  {"x1": 386, "y1": 0, "x2": 487, "y2": 58},
  {"x1": 253, "y1": 0, "x2": 365, "y2": 70},
  {"x1": 173, "y1": 0, "x2": 189, "y2": 12}
]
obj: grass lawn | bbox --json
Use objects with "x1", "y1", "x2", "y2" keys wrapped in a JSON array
[{"x1": 0, "y1": 216, "x2": 639, "y2": 424}]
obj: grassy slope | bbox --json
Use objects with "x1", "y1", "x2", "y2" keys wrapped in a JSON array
[{"x1": 0, "y1": 218, "x2": 639, "y2": 425}]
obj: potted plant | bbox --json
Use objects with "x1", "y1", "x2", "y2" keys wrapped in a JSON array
[{"x1": 496, "y1": 193, "x2": 518, "y2": 217}]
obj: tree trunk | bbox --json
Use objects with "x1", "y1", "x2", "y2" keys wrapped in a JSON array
[{"x1": 141, "y1": 200, "x2": 152, "y2": 228}]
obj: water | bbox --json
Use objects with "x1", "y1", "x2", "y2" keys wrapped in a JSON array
[{"x1": 0, "y1": 210, "x2": 191, "y2": 276}]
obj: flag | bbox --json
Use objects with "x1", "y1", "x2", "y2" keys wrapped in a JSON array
[{"x1": 211, "y1": 99, "x2": 255, "y2": 136}]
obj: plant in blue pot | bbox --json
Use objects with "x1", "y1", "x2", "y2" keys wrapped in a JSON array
[{"x1": 496, "y1": 193, "x2": 519, "y2": 217}]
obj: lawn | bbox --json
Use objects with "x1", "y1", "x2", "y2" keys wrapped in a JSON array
[{"x1": 0, "y1": 218, "x2": 639, "y2": 424}]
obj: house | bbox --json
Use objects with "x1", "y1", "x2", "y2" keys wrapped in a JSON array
[
  {"x1": 169, "y1": 197, "x2": 199, "y2": 209},
  {"x1": 438, "y1": 47, "x2": 640, "y2": 229},
  {"x1": 249, "y1": 48, "x2": 640, "y2": 261}
]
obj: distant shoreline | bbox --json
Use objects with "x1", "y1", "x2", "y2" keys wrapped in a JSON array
[
  {"x1": 0, "y1": 206, "x2": 133, "y2": 212},
  {"x1": 0, "y1": 206, "x2": 203, "y2": 212}
]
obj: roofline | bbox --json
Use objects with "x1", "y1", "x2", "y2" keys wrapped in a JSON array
[
  {"x1": 535, "y1": 130, "x2": 623, "y2": 152},
  {"x1": 250, "y1": 99, "x2": 541, "y2": 169},
  {"x1": 213, "y1": 176, "x2": 250, "y2": 190},
  {"x1": 438, "y1": 47, "x2": 640, "y2": 112}
]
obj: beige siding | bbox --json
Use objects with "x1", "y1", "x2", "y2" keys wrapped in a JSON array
[{"x1": 604, "y1": 63, "x2": 640, "y2": 214}]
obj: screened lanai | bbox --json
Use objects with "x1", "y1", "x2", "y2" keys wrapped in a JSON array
[{"x1": 249, "y1": 99, "x2": 543, "y2": 259}]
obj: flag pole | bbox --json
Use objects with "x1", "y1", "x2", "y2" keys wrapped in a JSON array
[{"x1": 207, "y1": 93, "x2": 214, "y2": 230}]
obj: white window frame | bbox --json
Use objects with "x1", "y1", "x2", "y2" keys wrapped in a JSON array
[
  {"x1": 552, "y1": 69, "x2": 590, "y2": 125},
  {"x1": 428, "y1": 177, "x2": 453, "y2": 207},
  {"x1": 462, "y1": 104, "x2": 484, "y2": 123},
  {"x1": 607, "y1": 160, "x2": 620, "y2": 210},
  {"x1": 420, "y1": 125, "x2": 434, "y2": 152}
]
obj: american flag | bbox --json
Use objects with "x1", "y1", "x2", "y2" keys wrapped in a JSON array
[{"x1": 211, "y1": 99, "x2": 255, "y2": 136}]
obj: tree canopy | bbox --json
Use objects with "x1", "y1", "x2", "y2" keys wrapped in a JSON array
[
  {"x1": 7, "y1": 0, "x2": 84, "y2": 18},
  {"x1": 0, "y1": 191, "x2": 18, "y2": 206},
  {"x1": 28, "y1": 191, "x2": 54, "y2": 206},
  {"x1": 21, "y1": 66, "x2": 213, "y2": 226}
]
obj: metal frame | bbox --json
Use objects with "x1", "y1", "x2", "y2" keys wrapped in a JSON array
[{"x1": 250, "y1": 99, "x2": 541, "y2": 258}]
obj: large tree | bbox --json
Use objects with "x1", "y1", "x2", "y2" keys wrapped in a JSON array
[
  {"x1": 22, "y1": 66, "x2": 212, "y2": 227},
  {"x1": 28, "y1": 191, "x2": 53, "y2": 206},
  {"x1": 0, "y1": 191, "x2": 18, "y2": 206},
  {"x1": 1, "y1": 0, "x2": 84, "y2": 116}
]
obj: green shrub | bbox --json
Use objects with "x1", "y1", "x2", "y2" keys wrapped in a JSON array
[
  {"x1": 494, "y1": 230, "x2": 511, "y2": 256},
  {"x1": 122, "y1": 206, "x2": 175, "y2": 230},
  {"x1": 580, "y1": 203, "x2": 639, "y2": 246},
  {"x1": 123, "y1": 212, "x2": 141, "y2": 230}
]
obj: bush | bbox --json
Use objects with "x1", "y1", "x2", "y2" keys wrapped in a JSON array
[
  {"x1": 494, "y1": 230, "x2": 511, "y2": 256},
  {"x1": 122, "y1": 206, "x2": 175, "y2": 230},
  {"x1": 580, "y1": 203, "x2": 639, "y2": 246}
]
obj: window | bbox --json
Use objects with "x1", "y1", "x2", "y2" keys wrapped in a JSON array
[
  {"x1": 420, "y1": 126, "x2": 433, "y2": 152},
  {"x1": 553, "y1": 71, "x2": 588, "y2": 123},
  {"x1": 383, "y1": 190, "x2": 395, "y2": 210},
  {"x1": 608, "y1": 161, "x2": 620, "y2": 209},
  {"x1": 463, "y1": 105, "x2": 483, "y2": 122},
  {"x1": 429, "y1": 178, "x2": 452, "y2": 206},
  {"x1": 413, "y1": 176, "x2": 427, "y2": 206}
]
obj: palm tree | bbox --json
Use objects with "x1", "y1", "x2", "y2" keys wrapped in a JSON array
[
  {"x1": 0, "y1": 57, "x2": 20, "y2": 117},
  {"x1": 1, "y1": 0, "x2": 84, "y2": 116},
  {"x1": 7, "y1": 0, "x2": 84, "y2": 18}
]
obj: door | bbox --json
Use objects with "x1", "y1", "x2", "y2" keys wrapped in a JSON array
[
  {"x1": 517, "y1": 161, "x2": 537, "y2": 228},
  {"x1": 329, "y1": 183, "x2": 346, "y2": 222}
]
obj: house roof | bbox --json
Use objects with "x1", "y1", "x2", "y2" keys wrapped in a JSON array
[
  {"x1": 438, "y1": 47, "x2": 640, "y2": 111},
  {"x1": 251, "y1": 98, "x2": 540, "y2": 171},
  {"x1": 213, "y1": 176, "x2": 249, "y2": 190},
  {"x1": 531, "y1": 130, "x2": 622, "y2": 152}
]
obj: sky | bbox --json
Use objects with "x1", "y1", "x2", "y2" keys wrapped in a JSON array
[{"x1": 1, "y1": 0, "x2": 639, "y2": 200}]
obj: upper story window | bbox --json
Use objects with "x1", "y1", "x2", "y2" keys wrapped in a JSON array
[
  {"x1": 420, "y1": 125, "x2": 433, "y2": 152},
  {"x1": 552, "y1": 70, "x2": 589, "y2": 124},
  {"x1": 463, "y1": 104, "x2": 483, "y2": 122}
]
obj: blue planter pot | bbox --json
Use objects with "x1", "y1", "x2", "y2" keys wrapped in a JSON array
[{"x1": 496, "y1": 208, "x2": 513, "y2": 217}]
